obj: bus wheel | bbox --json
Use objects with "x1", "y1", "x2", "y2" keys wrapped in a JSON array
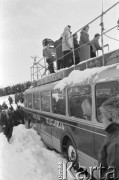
[
  {"x1": 66, "y1": 141, "x2": 77, "y2": 162},
  {"x1": 28, "y1": 119, "x2": 31, "y2": 129}
]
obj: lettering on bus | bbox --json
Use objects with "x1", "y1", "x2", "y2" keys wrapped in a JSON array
[
  {"x1": 33, "y1": 114, "x2": 41, "y2": 121},
  {"x1": 46, "y1": 118, "x2": 64, "y2": 130}
]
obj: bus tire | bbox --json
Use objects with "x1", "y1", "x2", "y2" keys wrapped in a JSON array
[
  {"x1": 28, "y1": 119, "x2": 31, "y2": 129},
  {"x1": 66, "y1": 140, "x2": 83, "y2": 172},
  {"x1": 66, "y1": 140, "x2": 77, "y2": 163}
]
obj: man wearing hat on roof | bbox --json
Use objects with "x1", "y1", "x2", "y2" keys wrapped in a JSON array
[
  {"x1": 99, "y1": 95, "x2": 119, "y2": 179},
  {"x1": 90, "y1": 33, "x2": 102, "y2": 58}
]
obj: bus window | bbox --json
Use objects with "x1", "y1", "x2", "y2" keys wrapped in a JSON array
[
  {"x1": 68, "y1": 85, "x2": 92, "y2": 120},
  {"x1": 24, "y1": 94, "x2": 27, "y2": 107},
  {"x1": 95, "y1": 81, "x2": 119, "y2": 123},
  {"x1": 41, "y1": 91, "x2": 50, "y2": 112},
  {"x1": 33, "y1": 92, "x2": 40, "y2": 110},
  {"x1": 52, "y1": 89, "x2": 66, "y2": 115},
  {"x1": 27, "y1": 93, "x2": 32, "y2": 109}
]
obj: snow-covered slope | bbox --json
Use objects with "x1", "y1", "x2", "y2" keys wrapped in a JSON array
[{"x1": 0, "y1": 125, "x2": 64, "y2": 180}]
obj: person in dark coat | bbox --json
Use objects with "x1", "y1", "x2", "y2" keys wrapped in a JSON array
[
  {"x1": 8, "y1": 96, "x2": 13, "y2": 105},
  {"x1": 0, "y1": 109, "x2": 10, "y2": 139},
  {"x1": 2, "y1": 101, "x2": 8, "y2": 110},
  {"x1": 15, "y1": 105, "x2": 25, "y2": 125},
  {"x1": 0, "y1": 105, "x2": 2, "y2": 111},
  {"x1": 73, "y1": 33, "x2": 80, "y2": 65},
  {"x1": 90, "y1": 33, "x2": 102, "y2": 58},
  {"x1": 9, "y1": 105, "x2": 14, "y2": 111},
  {"x1": 7, "y1": 109, "x2": 15, "y2": 141},
  {"x1": 43, "y1": 40, "x2": 55, "y2": 74},
  {"x1": 99, "y1": 96, "x2": 119, "y2": 179},
  {"x1": 62, "y1": 25, "x2": 73, "y2": 68},
  {"x1": 15, "y1": 93, "x2": 19, "y2": 104},
  {"x1": 0, "y1": 105, "x2": 2, "y2": 132},
  {"x1": 79, "y1": 25, "x2": 90, "y2": 62},
  {"x1": 54, "y1": 36, "x2": 64, "y2": 70}
]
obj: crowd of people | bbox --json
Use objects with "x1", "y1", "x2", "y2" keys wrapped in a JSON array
[
  {"x1": 15, "y1": 92, "x2": 24, "y2": 104},
  {"x1": 43, "y1": 25, "x2": 102, "y2": 74},
  {"x1": 0, "y1": 96, "x2": 25, "y2": 141},
  {"x1": 0, "y1": 96, "x2": 119, "y2": 178}
]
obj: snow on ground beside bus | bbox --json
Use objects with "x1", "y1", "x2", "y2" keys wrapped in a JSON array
[
  {"x1": 0, "y1": 125, "x2": 65, "y2": 180},
  {"x1": 54, "y1": 64, "x2": 119, "y2": 91},
  {"x1": 0, "y1": 96, "x2": 74, "y2": 180}
]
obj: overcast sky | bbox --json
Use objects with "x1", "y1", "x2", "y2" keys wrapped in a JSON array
[{"x1": 0, "y1": 0, "x2": 119, "y2": 87}]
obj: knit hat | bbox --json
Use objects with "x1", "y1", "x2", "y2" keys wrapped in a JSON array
[{"x1": 95, "y1": 33, "x2": 100, "y2": 37}]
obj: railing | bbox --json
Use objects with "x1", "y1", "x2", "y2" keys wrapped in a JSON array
[{"x1": 30, "y1": 1, "x2": 119, "y2": 82}]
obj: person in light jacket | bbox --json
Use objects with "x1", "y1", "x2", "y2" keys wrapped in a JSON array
[
  {"x1": 99, "y1": 96, "x2": 119, "y2": 179},
  {"x1": 90, "y1": 33, "x2": 102, "y2": 58},
  {"x1": 62, "y1": 25, "x2": 73, "y2": 68},
  {"x1": 79, "y1": 25, "x2": 90, "y2": 62}
]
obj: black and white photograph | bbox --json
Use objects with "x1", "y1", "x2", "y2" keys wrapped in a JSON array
[{"x1": 0, "y1": 0, "x2": 119, "y2": 179}]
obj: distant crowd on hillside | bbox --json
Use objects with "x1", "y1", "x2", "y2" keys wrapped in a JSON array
[{"x1": 0, "y1": 81, "x2": 31, "y2": 97}]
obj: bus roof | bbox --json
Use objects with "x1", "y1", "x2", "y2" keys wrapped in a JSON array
[
  {"x1": 34, "y1": 48, "x2": 119, "y2": 87},
  {"x1": 24, "y1": 62, "x2": 119, "y2": 95},
  {"x1": 54, "y1": 63, "x2": 119, "y2": 91}
]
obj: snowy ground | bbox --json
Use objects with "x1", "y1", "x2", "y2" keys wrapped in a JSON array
[
  {"x1": 0, "y1": 125, "x2": 64, "y2": 180},
  {"x1": 0, "y1": 95, "x2": 72, "y2": 180}
]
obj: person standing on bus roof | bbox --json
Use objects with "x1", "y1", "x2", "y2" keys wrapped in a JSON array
[
  {"x1": 99, "y1": 96, "x2": 119, "y2": 179},
  {"x1": 43, "y1": 40, "x2": 55, "y2": 74},
  {"x1": 90, "y1": 33, "x2": 102, "y2": 58},
  {"x1": 73, "y1": 33, "x2": 80, "y2": 65},
  {"x1": 8, "y1": 96, "x2": 13, "y2": 105},
  {"x1": 62, "y1": 25, "x2": 73, "y2": 68},
  {"x1": 54, "y1": 35, "x2": 63, "y2": 70},
  {"x1": 79, "y1": 25, "x2": 90, "y2": 61}
]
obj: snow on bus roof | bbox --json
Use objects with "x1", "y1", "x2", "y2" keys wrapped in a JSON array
[{"x1": 54, "y1": 63, "x2": 119, "y2": 91}]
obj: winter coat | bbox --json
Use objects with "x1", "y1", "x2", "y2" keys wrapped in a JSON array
[
  {"x1": 62, "y1": 26, "x2": 73, "y2": 52},
  {"x1": 8, "y1": 96, "x2": 13, "y2": 105},
  {"x1": 90, "y1": 37, "x2": 102, "y2": 53},
  {"x1": 43, "y1": 46, "x2": 54, "y2": 62},
  {"x1": 73, "y1": 38, "x2": 80, "y2": 58},
  {"x1": 98, "y1": 123, "x2": 119, "y2": 179},
  {"x1": 54, "y1": 38, "x2": 63, "y2": 69},
  {"x1": 0, "y1": 110, "x2": 9, "y2": 127},
  {"x1": 54, "y1": 38, "x2": 63, "y2": 60},
  {"x1": 79, "y1": 30, "x2": 90, "y2": 61}
]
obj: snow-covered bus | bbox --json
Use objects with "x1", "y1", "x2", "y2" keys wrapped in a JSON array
[{"x1": 24, "y1": 49, "x2": 119, "y2": 178}]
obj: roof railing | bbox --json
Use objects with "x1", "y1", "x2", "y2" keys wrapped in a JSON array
[{"x1": 30, "y1": 1, "x2": 119, "y2": 82}]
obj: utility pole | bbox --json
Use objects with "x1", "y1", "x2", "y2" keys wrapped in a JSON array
[
  {"x1": 31, "y1": 56, "x2": 39, "y2": 81},
  {"x1": 100, "y1": 0, "x2": 105, "y2": 66}
]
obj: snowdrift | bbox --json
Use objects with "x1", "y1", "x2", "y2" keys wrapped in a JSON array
[{"x1": 0, "y1": 125, "x2": 63, "y2": 180}]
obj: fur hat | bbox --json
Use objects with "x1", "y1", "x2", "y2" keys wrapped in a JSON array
[{"x1": 100, "y1": 95, "x2": 119, "y2": 124}]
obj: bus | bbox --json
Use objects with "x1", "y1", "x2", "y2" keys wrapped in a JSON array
[{"x1": 24, "y1": 48, "x2": 119, "y2": 178}]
